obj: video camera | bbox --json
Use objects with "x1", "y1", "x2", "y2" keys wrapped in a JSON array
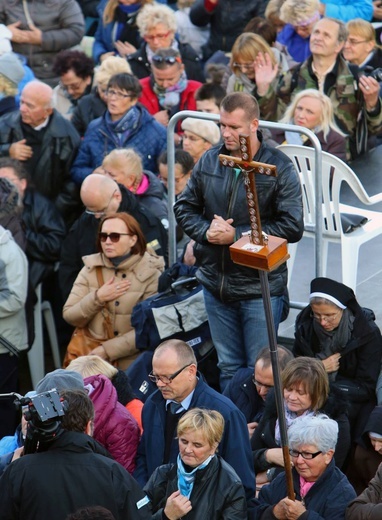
[{"x1": 0, "y1": 390, "x2": 67, "y2": 454}]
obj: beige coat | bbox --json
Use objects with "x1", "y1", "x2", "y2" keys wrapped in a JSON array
[{"x1": 63, "y1": 251, "x2": 164, "y2": 369}]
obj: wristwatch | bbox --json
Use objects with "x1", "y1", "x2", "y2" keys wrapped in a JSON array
[{"x1": 266, "y1": 468, "x2": 276, "y2": 482}]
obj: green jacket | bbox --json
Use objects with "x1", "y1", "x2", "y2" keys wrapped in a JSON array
[{"x1": 256, "y1": 55, "x2": 382, "y2": 159}]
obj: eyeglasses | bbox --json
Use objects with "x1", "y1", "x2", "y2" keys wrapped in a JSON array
[
  {"x1": 252, "y1": 376, "x2": 273, "y2": 390},
  {"x1": 310, "y1": 310, "x2": 342, "y2": 323},
  {"x1": 346, "y1": 39, "x2": 369, "y2": 46},
  {"x1": 144, "y1": 31, "x2": 171, "y2": 42},
  {"x1": 99, "y1": 232, "x2": 132, "y2": 243},
  {"x1": 85, "y1": 190, "x2": 116, "y2": 217},
  {"x1": 289, "y1": 449, "x2": 322, "y2": 460},
  {"x1": 152, "y1": 55, "x2": 182, "y2": 65},
  {"x1": 232, "y1": 62, "x2": 254, "y2": 71},
  {"x1": 60, "y1": 79, "x2": 85, "y2": 92},
  {"x1": 106, "y1": 89, "x2": 134, "y2": 100},
  {"x1": 148, "y1": 363, "x2": 193, "y2": 384}
]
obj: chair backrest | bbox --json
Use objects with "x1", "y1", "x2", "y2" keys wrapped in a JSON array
[{"x1": 277, "y1": 145, "x2": 372, "y2": 237}]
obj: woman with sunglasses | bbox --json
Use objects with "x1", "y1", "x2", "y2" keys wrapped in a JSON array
[
  {"x1": 294, "y1": 277, "x2": 382, "y2": 436},
  {"x1": 256, "y1": 414, "x2": 356, "y2": 520},
  {"x1": 126, "y1": 3, "x2": 204, "y2": 82},
  {"x1": 63, "y1": 212, "x2": 164, "y2": 369},
  {"x1": 251, "y1": 357, "x2": 350, "y2": 487},
  {"x1": 343, "y1": 19, "x2": 382, "y2": 73}
]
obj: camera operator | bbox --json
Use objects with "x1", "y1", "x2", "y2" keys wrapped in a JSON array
[{"x1": 0, "y1": 389, "x2": 151, "y2": 520}]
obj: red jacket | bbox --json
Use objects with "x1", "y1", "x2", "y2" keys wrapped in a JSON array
[
  {"x1": 84, "y1": 374, "x2": 140, "y2": 474},
  {"x1": 138, "y1": 77, "x2": 202, "y2": 116}
]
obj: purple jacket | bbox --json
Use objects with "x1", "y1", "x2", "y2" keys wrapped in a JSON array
[{"x1": 84, "y1": 374, "x2": 140, "y2": 474}]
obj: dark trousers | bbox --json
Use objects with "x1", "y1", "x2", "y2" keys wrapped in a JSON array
[{"x1": 0, "y1": 353, "x2": 19, "y2": 439}]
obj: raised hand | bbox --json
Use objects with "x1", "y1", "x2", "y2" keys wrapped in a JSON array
[{"x1": 254, "y1": 52, "x2": 279, "y2": 96}]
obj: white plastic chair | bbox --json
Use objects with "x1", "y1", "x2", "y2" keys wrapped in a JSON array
[
  {"x1": 278, "y1": 145, "x2": 382, "y2": 290},
  {"x1": 27, "y1": 284, "x2": 61, "y2": 389}
]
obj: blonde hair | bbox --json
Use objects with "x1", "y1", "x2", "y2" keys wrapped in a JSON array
[
  {"x1": 102, "y1": 148, "x2": 143, "y2": 182},
  {"x1": 0, "y1": 74, "x2": 18, "y2": 96},
  {"x1": 103, "y1": 0, "x2": 153, "y2": 25},
  {"x1": 346, "y1": 18, "x2": 377, "y2": 47},
  {"x1": 94, "y1": 56, "x2": 132, "y2": 88},
  {"x1": 279, "y1": 89, "x2": 347, "y2": 140},
  {"x1": 265, "y1": 0, "x2": 285, "y2": 19},
  {"x1": 280, "y1": 0, "x2": 320, "y2": 25},
  {"x1": 230, "y1": 33, "x2": 277, "y2": 75},
  {"x1": 136, "y1": 3, "x2": 177, "y2": 36},
  {"x1": 67, "y1": 355, "x2": 118, "y2": 379},
  {"x1": 177, "y1": 408, "x2": 224, "y2": 448}
]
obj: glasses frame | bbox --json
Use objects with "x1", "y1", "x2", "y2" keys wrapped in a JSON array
[
  {"x1": 59, "y1": 79, "x2": 86, "y2": 93},
  {"x1": 105, "y1": 89, "x2": 135, "y2": 100},
  {"x1": 346, "y1": 39, "x2": 369, "y2": 46},
  {"x1": 148, "y1": 363, "x2": 193, "y2": 384},
  {"x1": 144, "y1": 30, "x2": 171, "y2": 42},
  {"x1": 310, "y1": 310, "x2": 342, "y2": 323},
  {"x1": 85, "y1": 190, "x2": 116, "y2": 217},
  {"x1": 99, "y1": 232, "x2": 132, "y2": 243},
  {"x1": 232, "y1": 62, "x2": 254, "y2": 71},
  {"x1": 252, "y1": 375, "x2": 273, "y2": 390},
  {"x1": 289, "y1": 449, "x2": 322, "y2": 460}
]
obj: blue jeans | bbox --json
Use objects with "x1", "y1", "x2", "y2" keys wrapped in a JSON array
[{"x1": 203, "y1": 288, "x2": 283, "y2": 391}]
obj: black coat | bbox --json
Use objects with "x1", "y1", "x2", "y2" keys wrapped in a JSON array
[
  {"x1": 71, "y1": 89, "x2": 106, "y2": 137},
  {"x1": 294, "y1": 304, "x2": 382, "y2": 405},
  {"x1": 0, "y1": 110, "x2": 81, "y2": 225},
  {"x1": 223, "y1": 368, "x2": 265, "y2": 423},
  {"x1": 144, "y1": 455, "x2": 247, "y2": 519},
  {"x1": 59, "y1": 184, "x2": 168, "y2": 303},
  {"x1": 174, "y1": 134, "x2": 304, "y2": 302},
  {"x1": 22, "y1": 188, "x2": 66, "y2": 288},
  {"x1": 250, "y1": 387, "x2": 351, "y2": 471},
  {"x1": 0, "y1": 431, "x2": 151, "y2": 520},
  {"x1": 127, "y1": 40, "x2": 204, "y2": 83}
]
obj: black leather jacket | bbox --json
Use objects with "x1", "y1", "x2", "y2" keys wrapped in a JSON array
[
  {"x1": 174, "y1": 134, "x2": 303, "y2": 302},
  {"x1": 144, "y1": 455, "x2": 247, "y2": 519},
  {"x1": 0, "y1": 110, "x2": 81, "y2": 225}
]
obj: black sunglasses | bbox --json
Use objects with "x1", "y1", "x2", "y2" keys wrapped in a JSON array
[
  {"x1": 152, "y1": 55, "x2": 182, "y2": 65},
  {"x1": 99, "y1": 232, "x2": 131, "y2": 243}
]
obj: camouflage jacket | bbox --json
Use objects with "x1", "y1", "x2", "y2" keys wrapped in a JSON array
[{"x1": 256, "y1": 55, "x2": 382, "y2": 158}]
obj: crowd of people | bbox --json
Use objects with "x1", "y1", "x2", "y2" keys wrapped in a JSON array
[{"x1": 1, "y1": 0, "x2": 382, "y2": 519}]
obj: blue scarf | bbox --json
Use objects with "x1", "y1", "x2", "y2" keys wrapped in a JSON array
[
  {"x1": 177, "y1": 453, "x2": 214, "y2": 499},
  {"x1": 153, "y1": 71, "x2": 188, "y2": 110},
  {"x1": 105, "y1": 105, "x2": 140, "y2": 147}
]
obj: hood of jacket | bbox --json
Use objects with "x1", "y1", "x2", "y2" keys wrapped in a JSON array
[
  {"x1": 0, "y1": 225, "x2": 12, "y2": 245},
  {"x1": 84, "y1": 374, "x2": 118, "y2": 434}
]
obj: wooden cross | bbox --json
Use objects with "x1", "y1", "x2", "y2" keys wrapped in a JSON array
[
  {"x1": 219, "y1": 134, "x2": 289, "y2": 272},
  {"x1": 219, "y1": 134, "x2": 277, "y2": 246}
]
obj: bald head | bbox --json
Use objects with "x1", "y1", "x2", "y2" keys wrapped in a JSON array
[
  {"x1": 81, "y1": 173, "x2": 122, "y2": 217},
  {"x1": 20, "y1": 81, "x2": 53, "y2": 128}
]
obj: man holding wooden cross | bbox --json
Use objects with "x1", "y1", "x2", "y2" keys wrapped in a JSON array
[{"x1": 174, "y1": 92, "x2": 303, "y2": 390}]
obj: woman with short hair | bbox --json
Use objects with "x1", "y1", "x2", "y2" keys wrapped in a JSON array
[
  {"x1": 126, "y1": 3, "x2": 204, "y2": 81},
  {"x1": 71, "y1": 72, "x2": 167, "y2": 183},
  {"x1": 257, "y1": 415, "x2": 356, "y2": 519},
  {"x1": 144, "y1": 408, "x2": 247, "y2": 519}
]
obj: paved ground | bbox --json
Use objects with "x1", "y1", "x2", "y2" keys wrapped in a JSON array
[{"x1": 279, "y1": 145, "x2": 382, "y2": 343}]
